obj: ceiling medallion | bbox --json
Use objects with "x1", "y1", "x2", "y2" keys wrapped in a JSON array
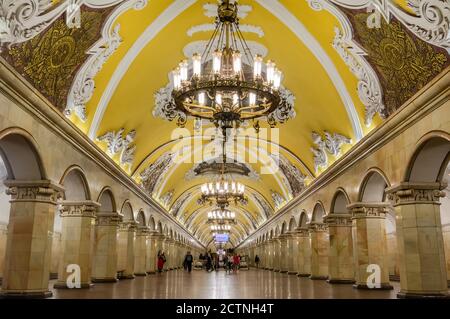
[{"x1": 157, "y1": 0, "x2": 295, "y2": 134}]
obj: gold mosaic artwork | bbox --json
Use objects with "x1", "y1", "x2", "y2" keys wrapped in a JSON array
[
  {"x1": 1, "y1": 8, "x2": 112, "y2": 111},
  {"x1": 351, "y1": 13, "x2": 449, "y2": 115}
]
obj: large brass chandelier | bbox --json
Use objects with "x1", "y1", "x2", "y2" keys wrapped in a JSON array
[{"x1": 158, "y1": 0, "x2": 295, "y2": 133}]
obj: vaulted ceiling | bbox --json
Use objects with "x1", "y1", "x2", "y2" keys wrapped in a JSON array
[{"x1": 1, "y1": 0, "x2": 448, "y2": 247}]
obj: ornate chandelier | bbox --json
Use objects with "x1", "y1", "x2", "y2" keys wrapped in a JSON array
[
  {"x1": 157, "y1": 0, "x2": 295, "y2": 133},
  {"x1": 207, "y1": 208, "x2": 237, "y2": 224},
  {"x1": 211, "y1": 225, "x2": 231, "y2": 232}
]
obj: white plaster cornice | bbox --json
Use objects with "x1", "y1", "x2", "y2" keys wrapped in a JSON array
[
  {"x1": 66, "y1": 0, "x2": 148, "y2": 121},
  {"x1": 88, "y1": 0, "x2": 197, "y2": 140}
]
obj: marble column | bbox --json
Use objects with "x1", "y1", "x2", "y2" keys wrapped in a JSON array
[
  {"x1": 309, "y1": 222, "x2": 329, "y2": 280},
  {"x1": 54, "y1": 200, "x2": 98, "y2": 289},
  {"x1": 267, "y1": 240, "x2": 274, "y2": 270},
  {"x1": 91, "y1": 211, "x2": 122, "y2": 283},
  {"x1": 134, "y1": 226, "x2": 148, "y2": 276},
  {"x1": 387, "y1": 182, "x2": 448, "y2": 298},
  {"x1": 348, "y1": 202, "x2": 392, "y2": 289},
  {"x1": 1, "y1": 180, "x2": 64, "y2": 298},
  {"x1": 324, "y1": 213, "x2": 355, "y2": 284},
  {"x1": 297, "y1": 228, "x2": 311, "y2": 277},
  {"x1": 146, "y1": 231, "x2": 159, "y2": 274},
  {"x1": 287, "y1": 232, "x2": 299, "y2": 275},
  {"x1": 273, "y1": 238, "x2": 281, "y2": 271},
  {"x1": 279, "y1": 234, "x2": 289, "y2": 273},
  {"x1": 117, "y1": 221, "x2": 136, "y2": 279}
]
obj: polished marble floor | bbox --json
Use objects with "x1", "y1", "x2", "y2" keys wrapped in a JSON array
[{"x1": 50, "y1": 269, "x2": 402, "y2": 299}]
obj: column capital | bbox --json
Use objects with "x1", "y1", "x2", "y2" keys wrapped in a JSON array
[
  {"x1": 324, "y1": 213, "x2": 352, "y2": 226},
  {"x1": 4, "y1": 179, "x2": 64, "y2": 204},
  {"x1": 308, "y1": 222, "x2": 328, "y2": 232},
  {"x1": 136, "y1": 225, "x2": 150, "y2": 234},
  {"x1": 60, "y1": 200, "x2": 100, "y2": 218},
  {"x1": 386, "y1": 182, "x2": 446, "y2": 206},
  {"x1": 294, "y1": 227, "x2": 310, "y2": 237},
  {"x1": 96, "y1": 211, "x2": 122, "y2": 226},
  {"x1": 119, "y1": 220, "x2": 138, "y2": 231},
  {"x1": 347, "y1": 202, "x2": 389, "y2": 219}
]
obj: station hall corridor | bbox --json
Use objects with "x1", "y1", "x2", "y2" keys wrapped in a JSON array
[{"x1": 0, "y1": 0, "x2": 450, "y2": 301}]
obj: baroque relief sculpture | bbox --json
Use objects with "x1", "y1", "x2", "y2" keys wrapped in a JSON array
[
  {"x1": 272, "y1": 153, "x2": 307, "y2": 197},
  {"x1": 96, "y1": 128, "x2": 136, "y2": 169},
  {"x1": 159, "y1": 189, "x2": 174, "y2": 209},
  {"x1": 271, "y1": 190, "x2": 286, "y2": 210},
  {"x1": 139, "y1": 152, "x2": 174, "y2": 195},
  {"x1": 311, "y1": 131, "x2": 352, "y2": 173}
]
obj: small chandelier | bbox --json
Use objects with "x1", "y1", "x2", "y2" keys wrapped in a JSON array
[
  {"x1": 207, "y1": 208, "x2": 237, "y2": 224},
  {"x1": 211, "y1": 224, "x2": 232, "y2": 232},
  {"x1": 158, "y1": 0, "x2": 295, "y2": 133}
]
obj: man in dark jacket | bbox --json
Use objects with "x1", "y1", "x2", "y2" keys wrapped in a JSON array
[{"x1": 184, "y1": 251, "x2": 194, "y2": 273}]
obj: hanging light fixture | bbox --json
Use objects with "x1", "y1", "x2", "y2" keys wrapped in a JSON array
[
  {"x1": 156, "y1": 0, "x2": 295, "y2": 133},
  {"x1": 207, "y1": 208, "x2": 237, "y2": 224}
]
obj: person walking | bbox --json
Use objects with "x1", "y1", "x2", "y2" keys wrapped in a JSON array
[
  {"x1": 255, "y1": 255, "x2": 260, "y2": 269},
  {"x1": 232, "y1": 254, "x2": 240, "y2": 273},
  {"x1": 205, "y1": 253, "x2": 212, "y2": 272},
  {"x1": 184, "y1": 251, "x2": 194, "y2": 273},
  {"x1": 157, "y1": 250, "x2": 166, "y2": 274}
]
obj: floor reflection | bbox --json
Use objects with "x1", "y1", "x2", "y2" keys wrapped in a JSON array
[{"x1": 50, "y1": 269, "x2": 403, "y2": 299}]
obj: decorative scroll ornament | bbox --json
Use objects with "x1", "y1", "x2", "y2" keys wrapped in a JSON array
[
  {"x1": 171, "y1": 191, "x2": 192, "y2": 218},
  {"x1": 272, "y1": 153, "x2": 307, "y2": 197},
  {"x1": 307, "y1": 0, "x2": 386, "y2": 125},
  {"x1": 271, "y1": 190, "x2": 286, "y2": 210},
  {"x1": 311, "y1": 131, "x2": 351, "y2": 173},
  {"x1": 159, "y1": 189, "x2": 174, "y2": 209},
  {"x1": 96, "y1": 128, "x2": 136, "y2": 169},
  {"x1": 0, "y1": 0, "x2": 127, "y2": 48},
  {"x1": 140, "y1": 152, "x2": 174, "y2": 195},
  {"x1": 66, "y1": 0, "x2": 148, "y2": 121},
  {"x1": 326, "y1": 0, "x2": 450, "y2": 52},
  {"x1": 153, "y1": 84, "x2": 187, "y2": 126},
  {"x1": 251, "y1": 192, "x2": 273, "y2": 220}
]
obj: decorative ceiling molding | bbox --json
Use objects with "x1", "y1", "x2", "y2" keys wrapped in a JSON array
[
  {"x1": 152, "y1": 138, "x2": 290, "y2": 199},
  {"x1": 139, "y1": 151, "x2": 175, "y2": 196},
  {"x1": 271, "y1": 189, "x2": 286, "y2": 210},
  {"x1": 307, "y1": 0, "x2": 386, "y2": 126},
  {"x1": 251, "y1": 191, "x2": 273, "y2": 220},
  {"x1": 203, "y1": 2, "x2": 252, "y2": 19},
  {"x1": 311, "y1": 130, "x2": 352, "y2": 173},
  {"x1": 171, "y1": 191, "x2": 192, "y2": 218},
  {"x1": 256, "y1": 0, "x2": 364, "y2": 141},
  {"x1": 131, "y1": 135, "x2": 313, "y2": 179},
  {"x1": 272, "y1": 152, "x2": 307, "y2": 197},
  {"x1": 183, "y1": 40, "x2": 268, "y2": 60},
  {"x1": 96, "y1": 127, "x2": 136, "y2": 170},
  {"x1": 328, "y1": 0, "x2": 450, "y2": 52},
  {"x1": 158, "y1": 189, "x2": 174, "y2": 210},
  {"x1": 88, "y1": 0, "x2": 197, "y2": 140},
  {"x1": 184, "y1": 157, "x2": 260, "y2": 181},
  {"x1": 66, "y1": 0, "x2": 147, "y2": 121},
  {"x1": 0, "y1": 0, "x2": 126, "y2": 48},
  {"x1": 187, "y1": 23, "x2": 264, "y2": 38}
]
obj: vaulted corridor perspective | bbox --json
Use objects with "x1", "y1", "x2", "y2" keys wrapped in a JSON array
[{"x1": 0, "y1": 0, "x2": 450, "y2": 301}]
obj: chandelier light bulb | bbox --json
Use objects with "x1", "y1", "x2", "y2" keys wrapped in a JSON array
[
  {"x1": 249, "y1": 92, "x2": 256, "y2": 106},
  {"x1": 233, "y1": 51, "x2": 242, "y2": 74},
  {"x1": 213, "y1": 50, "x2": 222, "y2": 74},
  {"x1": 192, "y1": 53, "x2": 201, "y2": 77},
  {"x1": 254, "y1": 55, "x2": 262, "y2": 79},
  {"x1": 179, "y1": 60, "x2": 188, "y2": 82},
  {"x1": 273, "y1": 69, "x2": 282, "y2": 89},
  {"x1": 215, "y1": 93, "x2": 222, "y2": 106},
  {"x1": 172, "y1": 68, "x2": 181, "y2": 89},
  {"x1": 198, "y1": 92, "x2": 206, "y2": 106},
  {"x1": 266, "y1": 60, "x2": 276, "y2": 84}
]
